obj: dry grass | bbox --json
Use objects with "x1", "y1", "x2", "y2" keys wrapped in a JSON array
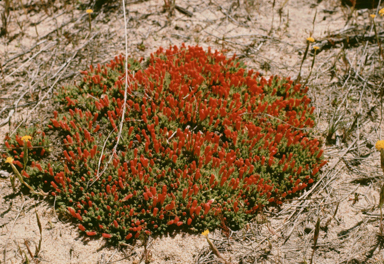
[{"x1": 2, "y1": 0, "x2": 384, "y2": 263}]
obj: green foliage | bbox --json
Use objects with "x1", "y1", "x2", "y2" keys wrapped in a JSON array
[{"x1": 1, "y1": 44, "x2": 326, "y2": 244}]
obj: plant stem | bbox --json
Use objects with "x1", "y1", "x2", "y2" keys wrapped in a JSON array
[
  {"x1": 296, "y1": 42, "x2": 310, "y2": 84},
  {"x1": 23, "y1": 142, "x2": 28, "y2": 170},
  {"x1": 88, "y1": 13, "x2": 92, "y2": 34},
  {"x1": 10, "y1": 163, "x2": 47, "y2": 196},
  {"x1": 303, "y1": 48, "x2": 318, "y2": 87},
  {"x1": 372, "y1": 18, "x2": 384, "y2": 62}
]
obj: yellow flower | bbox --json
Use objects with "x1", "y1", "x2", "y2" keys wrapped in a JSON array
[
  {"x1": 306, "y1": 37, "x2": 315, "y2": 43},
  {"x1": 376, "y1": 140, "x2": 384, "y2": 151},
  {"x1": 202, "y1": 229, "x2": 209, "y2": 237},
  {"x1": 86, "y1": 9, "x2": 93, "y2": 14},
  {"x1": 313, "y1": 46, "x2": 320, "y2": 51},
  {"x1": 371, "y1": 14, "x2": 376, "y2": 19},
  {"x1": 21, "y1": 135, "x2": 32, "y2": 142},
  {"x1": 380, "y1": 8, "x2": 384, "y2": 16},
  {"x1": 5, "y1": 157, "x2": 14, "y2": 164}
]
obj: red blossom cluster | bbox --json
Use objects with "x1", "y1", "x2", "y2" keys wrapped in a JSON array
[{"x1": 2, "y1": 44, "x2": 326, "y2": 244}]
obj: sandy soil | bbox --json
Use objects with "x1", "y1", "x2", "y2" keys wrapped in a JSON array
[{"x1": 1, "y1": 0, "x2": 384, "y2": 263}]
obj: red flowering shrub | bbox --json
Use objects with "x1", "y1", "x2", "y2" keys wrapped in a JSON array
[{"x1": 2, "y1": 44, "x2": 326, "y2": 244}]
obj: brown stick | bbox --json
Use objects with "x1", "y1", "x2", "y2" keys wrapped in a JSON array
[{"x1": 175, "y1": 5, "x2": 193, "y2": 17}]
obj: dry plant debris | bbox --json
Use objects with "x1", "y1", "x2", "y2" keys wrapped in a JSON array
[{"x1": 2, "y1": 0, "x2": 384, "y2": 263}]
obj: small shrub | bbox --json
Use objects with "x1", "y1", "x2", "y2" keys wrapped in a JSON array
[{"x1": 1, "y1": 44, "x2": 326, "y2": 244}]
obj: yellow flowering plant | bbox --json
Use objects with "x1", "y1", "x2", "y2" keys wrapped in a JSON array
[
  {"x1": 5, "y1": 157, "x2": 16, "y2": 192},
  {"x1": 87, "y1": 9, "x2": 93, "y2": 33},
  {"x1": 376, "y1": 140, "x2": 384, "y2": 151},
  {"x1": 5, "y1": 156, "x2": 14, "y2": 164},
  {"x1": 2, "y1": 127, "x2": 50, "y2": 195},
  {"x1": 21, "y1": 135, "x2": 32, "y2": 142},
  {"x1": 21, "y1": 135, "x2": 32, "y2": 169},
  {"x1": 4, "y1": 155, "x2": 46, "y2": 196},
  {"x1": 377, "y1": 139, "x2": 384, "y2": 235},
  {"x1": 297, "y1": 37, "x2": 316, "y2": 83},
  {"x1": 202, "y1": 229, "x2": 209, "y2": 237},
  {"x1": 303, "y1": 44, "x2": 320, "y2": 87},
  {"x1": 201, "y1": 229, "x2": 231, "y2": 263},
  {"x1": 306, "y1": 37, "x2": 315, "y2": 43},
  {"x1": 377, "y1": 140, "x2": 384, "y2": 173}
]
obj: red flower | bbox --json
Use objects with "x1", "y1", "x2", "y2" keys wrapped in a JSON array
[
  {"x1": 102, "y1": 233, "x2": 112, "y2": 238},
  {"x1": 67, "y1": 207, "x2": 77, "y2": 217},
  {"x1": 86, "y1": 231, "x2": 96, "y2": 236},
  {"x1": 76, "y1": 213, "x2": 83, "y2": 221},
  {"x1": 51, "y1": 181, "x2": 58, "y2": 189},
  {"x1": 153, "y1": 208, "x2": 158, "y2": 217},
  {"x1": 210, "y1": 174, "x2": 215, "y2": 185},
  {"x1": 204, "y1": 204, "x2": 210, "y2": 215},
  {"x1": 5, "y1": 142, "x2": 11, "y2": 149},
  {"x1": 123, "y1": 194, "x2": 133, "y2": 201},
  {"x1": 312, "y1": 167, "x2": 319, "y2": 176},
  {"x1": 195, "y1": 206, "x2": 202, "y2": 216}
]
